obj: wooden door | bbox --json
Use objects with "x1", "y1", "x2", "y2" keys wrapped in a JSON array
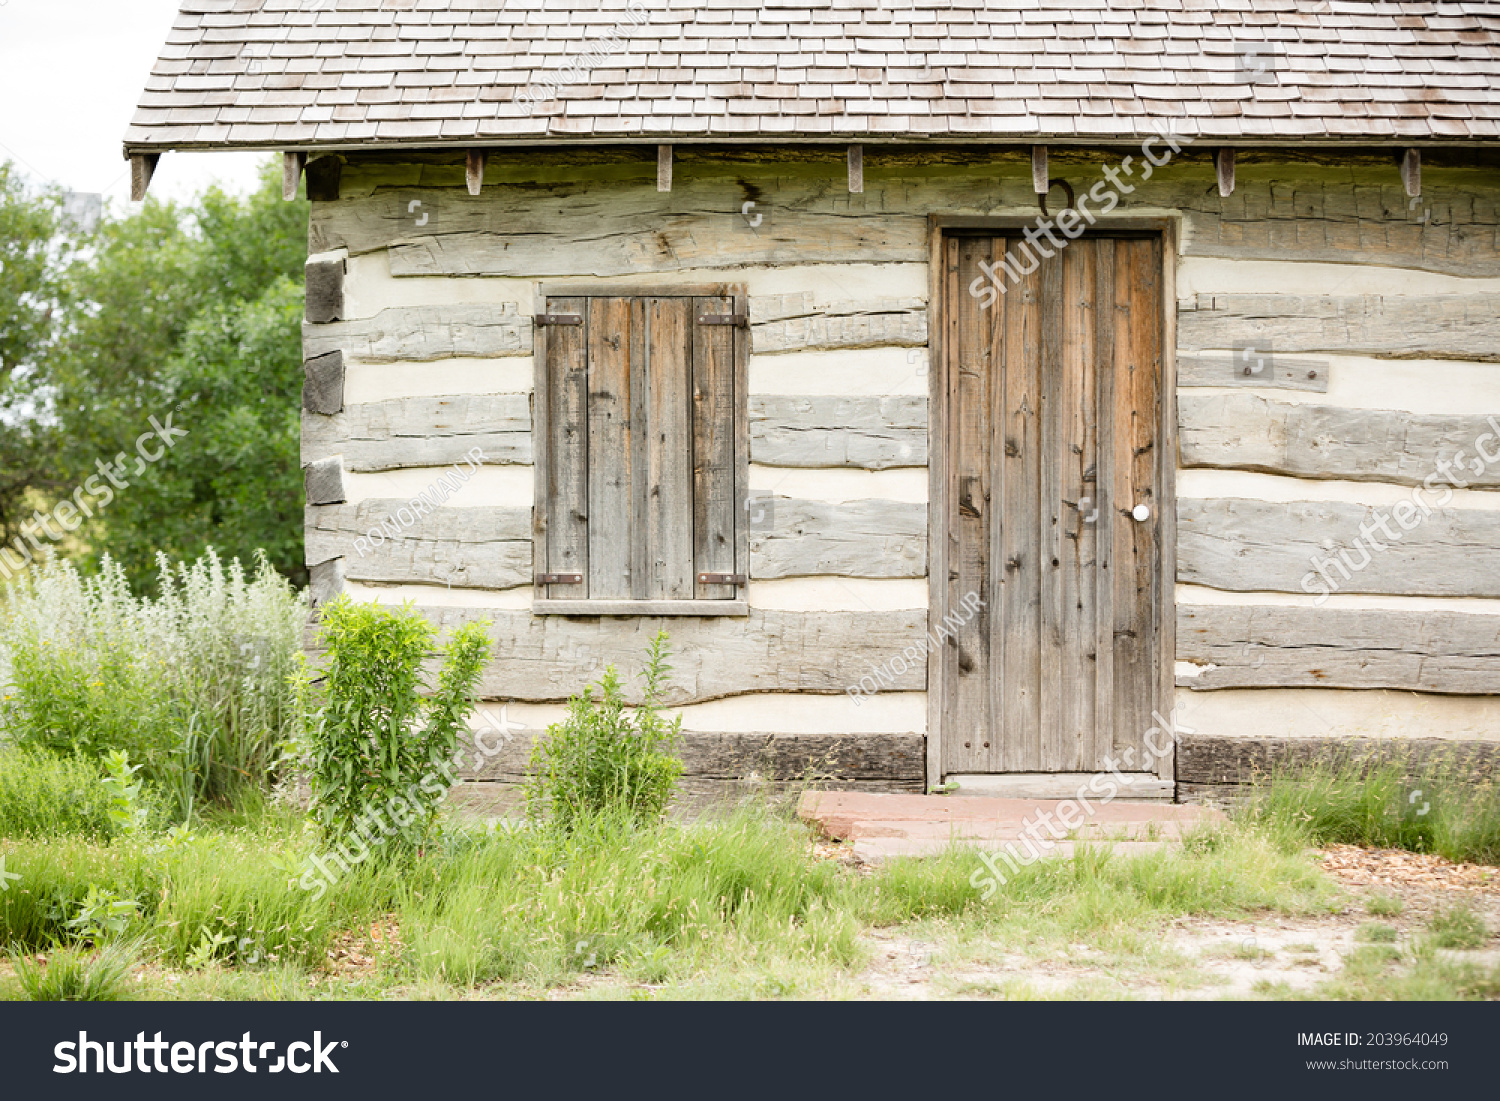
[{"x1": 941, "y1": 233, "x2": 1164, "y2": 775}]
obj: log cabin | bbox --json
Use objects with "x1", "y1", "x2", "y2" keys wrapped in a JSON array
[{"x1": 127, "y1": 1, "x2": 1500, "y2": 809}]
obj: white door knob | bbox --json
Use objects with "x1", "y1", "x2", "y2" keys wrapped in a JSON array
[{"x1": 1131, "y1": 503, "x2": 1151, "y2": 522}]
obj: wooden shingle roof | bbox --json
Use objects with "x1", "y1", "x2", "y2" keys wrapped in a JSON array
[{"x1": 125, "y1": 0, "x2": 1500, "y2": 153}]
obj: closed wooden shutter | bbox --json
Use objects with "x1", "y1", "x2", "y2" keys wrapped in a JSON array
[{"x1": 535, "y1": 289, "x2": 746, "y2": 608}]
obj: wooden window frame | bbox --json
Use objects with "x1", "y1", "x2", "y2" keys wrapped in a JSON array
[
  {"x1": 531, "y1": 282, "x2": 751, "y2": 617},
  {"x1": 923, "y1": 216, "x2": 1180, "y2": 789}
]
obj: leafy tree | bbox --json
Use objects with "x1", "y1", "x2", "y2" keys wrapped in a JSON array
[
  {"x1": 48, "y1": 159, "x2": 308, "y2": 589},
  {"x1": 0, "y1": 163, "x2": 71, "y2": 548}
]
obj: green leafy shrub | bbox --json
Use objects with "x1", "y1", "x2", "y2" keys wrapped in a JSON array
[
  {"x1": 100, "y1": 750, "x2": 151, "y2": 836},
  {"x1": 0, "y1": 746, "x2": 155, "y2": 840},
  {"x1": 0, "y1": 549, "x2": 304, "y2": 818},
  {"x1": 523, "y1": 630, "x2": 683, "y2": 831},
  {"x1": 10, "y1": 940, "x2": 139, "y2": 1001},
  {"x1": 298, "y1": 596, "x2": 490, "y2": 851},
  {"x1": 65, "y1": 886, "x2": 139, "y2": 944}
]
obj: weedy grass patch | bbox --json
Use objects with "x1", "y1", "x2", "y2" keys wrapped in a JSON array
[
  {"x1": 1242, "y1": 756, "x2": 1500, "y2": 866},
  {"x1": 0, "y1": 746, "x2": 156, "y2": 841},
  {"x1": 396, "y1": 806, "x2": 857, "y2": 988},
  {"x1": 0, "y1": 550, "x2": 304, "y2": 819}
]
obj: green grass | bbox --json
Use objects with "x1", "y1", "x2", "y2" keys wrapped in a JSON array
[
  {"x1": 1310, "y1": 942, "x2": 1500, "y2": 1001},
  {"x1": 1356, "y1": 922, "x2": 1399, "y2": 944},
  {"x1": 1365, "y1": 893, "x2": 1404, "y2": 917},
  {"x1": 0, "y1": 803, "x2": 1349, "y2": 1000},
  {"x1": 869, "y1": 829, "x2": 1339, "y2": 942},
  {"x1": 0, "y1": 763, "x2": 1495, "y2": 1002},
  {"x1": 395, "y1": 807, "x2": 858, "y2": 988},
  {"x1": 0, "y1": 822, "x2": 403, "y2": 967},
  {"x1": 9, "y1": 940, "x2": 139, "y2": 1001},
  {"x1": 1243, "y1": 757, "x2": 1500, "y2": 865},
  {"x1": 0, "y1": 747, "x2": 151, "y2": 840},
  {"x1": 1426, "y1": 904, "x2": 1488, "y2": 949}
]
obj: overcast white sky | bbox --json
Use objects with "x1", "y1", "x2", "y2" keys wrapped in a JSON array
[{"x1": 0, "y1": 1, "x2": 265, "y2": 207}]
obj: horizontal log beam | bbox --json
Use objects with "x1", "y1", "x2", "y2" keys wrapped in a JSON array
[
  {"x1": 1175, "y1": 352, "x2": 1328, "y2": 392},
  {"x1": 446, "y1": 774, "x2": 925, "y2": 820},
  {"x1": 749, "y1": 294, "x2": 928, "y2": 354},
  {"x1": 750, "y1": 395, "x2": 927, "y2": 470},
  {"x1": 1178, "y1": 293, "x2": 1500, "y2": 362},
  {"x1": 1176, "y1": 734, "x2": 1500, "y2": 787},
  {"x1": 1179, "y1": 393, "x2": 1500, "y2": 488},
  {"x1": 750, "y1": 497, "x2": 927, "y2": 579},
  {"x1": 310, "y1": 164, "x2": 1500, "y2": 279},
  {"x1": 303, "y1": 303, "x2": 532, "y2": 362},
  {"x1": 306, "y1": 502, "x2": 531, "y2": 589},
  {"x1": 306, "y1": 605, "x2": 930, "y2": 705},
  {"x1": 302, "y1": 394, "x2": 532, "y2": 471},
  {"x1": 453, "y1": 730, "x2": 924, "y2": 782},
  {"x1": 1178, "y1": 497, "x2": 1500, "y2": 598},
  {"x1": 1177, "y1": 603, "x2": 1500, "y2": 693}
]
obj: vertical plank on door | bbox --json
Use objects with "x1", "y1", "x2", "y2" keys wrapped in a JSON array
[
  {"x1": 1036, "y1": 242, "x2": 1066, "y2": 770},
  {"x1": 1058, "y1": 240, "x2": 1098, "y2": 772},
  {"x1": 589, "y1": 296, "x2": 634, "y2": 599},
  {"x1": 1091, "y1": 241, "x2": 1117, "y2": 769},
  {"x1": 639, "y1": 297, "x2": 694, "y2": 599},
  {"x1": 999, "y1": 238, "x2": 1042, "y2": 772},
  {"x1": 983, "y1": 238, "x2": 1008, "y2": 772},
  {"x1": 547, "y1": 296, "x2": 590, "y2": 599},
  {"x1": 694, "y1": 294, "x2": 738, "y2": 600},
  {"x1": 1112, "y1": 238, "x2": 1163, "y2": 761},
  {"x1": 946, "y1": 236, "x2": 992, "y2": 774}
]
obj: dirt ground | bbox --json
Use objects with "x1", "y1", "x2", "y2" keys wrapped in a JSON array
[{"x1": 849, "y1": 846, "x2": 1500, "y2": 1000}]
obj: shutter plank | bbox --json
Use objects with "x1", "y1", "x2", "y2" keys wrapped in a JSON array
[
  {"x1": 645, "y1": 297, "x2": 695, "y2": 599},
  {"x1": 589, "y1": 296, "x2": 634, "y2": 598},
  {"x1": 546, "y1": 296, "x2": 590, "y2": 598},
  {"x1": 695, "y1": 294, "x2": 738, "y2": 599}
]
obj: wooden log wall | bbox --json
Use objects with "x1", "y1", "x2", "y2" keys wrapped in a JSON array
[{"x1": 301, "y1": 149, "x2": 1500, "y2": 797}]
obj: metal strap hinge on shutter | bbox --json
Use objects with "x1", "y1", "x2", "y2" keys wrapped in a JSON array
[
  {"x1": 697, "y1": 313, "x2": 748, "y2": 328},
  {"x1": 534, "y1": 313, "x2": 583, "y2": 326},
  {"x1": 536, "y1": 573, "x2": 582, "y2": 585},
  {"x1": 697, "y1": 572, "x2": 746, "y2": 585}
]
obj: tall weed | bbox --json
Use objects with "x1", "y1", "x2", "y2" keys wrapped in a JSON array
[
  {"x1": 523, "y1": 630, "x2": 683, "y2": 831},
  {"x1": 297, "y1": 597, "x2": 489, "y2": 851},
  {"x1": 0, "y1": 549, "x2": 304, "y2": 818},
  {"x1": 0, "y1": 746, "x2": 157, "y2": 840},
  {"x1": 1243, "y1": 755, "x2": 1500, "y2": 865}
]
